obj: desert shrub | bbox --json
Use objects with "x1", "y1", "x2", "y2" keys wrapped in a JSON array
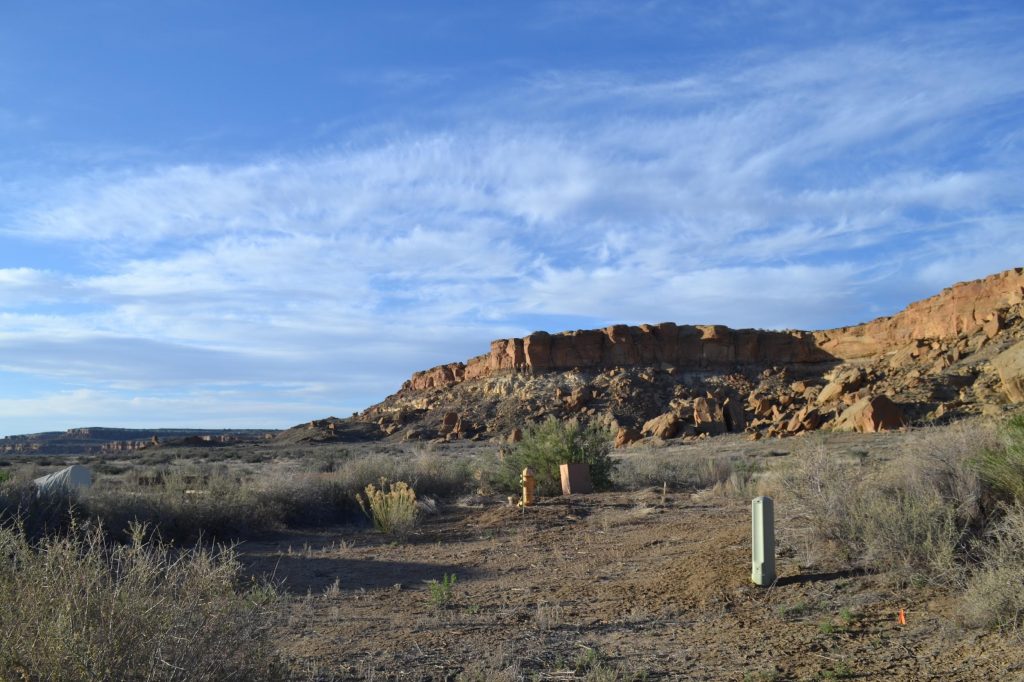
[
  {"x1": 0, "y1": 470, "x2": 9, "y2": 484},
  {"x1": 357, "y1": 479, "x2": 418, "y2": 537},
  {"x1": 776, "y1": 433, "x2": 984, "y2": 585},
  {"x1": 960, "y1": 504, "x2": 1024, "y2": 631},
  {"x1": 499, "y1": 418, "x2": 615, "y2": 496},
  {"x1": 612, "y1": 449, "x2": 736, "y2": 491},
  {"x1": 972, "y1": 413, "x2": 1024, "y2": 504},
  {"x1": 2, "y1": 453, "x2": 475, "y2": 546},
  {"x1": 331, "y1": 450, "x2": 475, "y2": 499},
  {"x1": 427, "y1": 572, "x2": 457, "y2": 608},
  {"x1": 87, "y1": 466, "x2": 371, "y2": 544},
  {"x1": 0, "y1": 478, "x2": 78, "y2": 541},
  {"x1": 0, "y1": 522, "x2": 286, "y2": 681}
]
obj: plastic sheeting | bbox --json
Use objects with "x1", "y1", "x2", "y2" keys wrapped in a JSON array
[{"x1": 33, "y1": 464, "x2": 92, "y2": 495}]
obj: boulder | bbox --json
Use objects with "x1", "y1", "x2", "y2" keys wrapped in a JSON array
[
  {"x1": 992, "y1": 340, "x2": 1024, "y2": 403},
  {"x1": 833, "y1": 395, "x2": 904, "y2": 433},
  {"x1": 984, "y1": 314, "x2": 1002, "y2": 340},
  {"x1": 693, "y1": 397, "x2": 726, "y2": 435},
  {"x1": 641, "y1": 413, "x2": 679, "y2": 439},
  {"x1": 439, "y1": 412, "x2": 460, "y2": 435},
  {"x1": 614, "y1": 426, "x2": 643, "y2": 448},
  {"x1": 749, "y1": 395, "x2": 773, "y2": 418},
  {"x1": 723, "y1": 397, "x2": 746, "y2": 433},
  {"x1": 816, "y1": 367, "x2": 865, "y2": 405}
]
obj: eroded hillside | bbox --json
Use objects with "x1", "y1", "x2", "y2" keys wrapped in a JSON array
[{"x1": 287, "y1": 269, "x2": 1024, "y2": 446}]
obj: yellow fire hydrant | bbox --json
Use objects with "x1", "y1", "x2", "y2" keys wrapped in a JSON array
[{"x1": 520, "y1": 467, "x2": 536, "y2": 507}]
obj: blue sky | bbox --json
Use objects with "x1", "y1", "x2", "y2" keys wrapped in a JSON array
[{"x1": 1, "y1": 1, "x2": 1023, "y2": 435}]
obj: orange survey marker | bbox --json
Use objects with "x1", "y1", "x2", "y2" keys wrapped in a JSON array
[{"x1": 897, "y1": 608, "x2": 907, "y2": 626}]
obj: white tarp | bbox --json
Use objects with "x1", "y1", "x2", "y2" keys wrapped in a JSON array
[{"x1": 33, "y1": 464, "x2": 92, "y2": 495}]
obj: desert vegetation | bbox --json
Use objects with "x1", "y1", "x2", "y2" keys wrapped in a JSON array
[
  {"x1": 774, "y1": 416, "x2": 1024, "y2": 633},
  {"x1": 3, "y1": 414, "x2": 1024, "y2": 678},
  {"x1": 496, "y1": 417, "x2": 616, "y2": 495},
  {"x1": 0, "y1": 522, "x2": 285, "y2": 681}
]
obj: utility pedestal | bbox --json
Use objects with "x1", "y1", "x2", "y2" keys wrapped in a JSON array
[{"x1": 751, "y1": 496, "x2": 776, "y2": 586}]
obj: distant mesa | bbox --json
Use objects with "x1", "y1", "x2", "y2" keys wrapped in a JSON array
[{"x1": 0, "y1": 428, "x2": 279, "y2": 456}]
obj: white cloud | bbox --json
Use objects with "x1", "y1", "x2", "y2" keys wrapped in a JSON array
[{"x1": 2, "y1": 24, "x2": 1023, "y2": 432}]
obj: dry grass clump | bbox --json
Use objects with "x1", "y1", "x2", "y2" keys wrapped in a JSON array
[
  {"x1": 0, "y1": 521, "x2": 286, "y2": 681},
  {"x1": 960, "y1": 504, "x2": 1024, "y2": 631},
  {"x1": 776, "y1": 425, "x2": 990, "y2": 586},
  {"x1": 330, "y1": 449, "x2": 474, "y2": 499},
  {"x1": 357, "y1": 479, "x2": 418, "y2": 537},
  {"x1": 1, "y1": 450, "x2": 478, "y2": 545},
  {"x1": 613, "y1": 447, "x2": 753, "y2": 494}
]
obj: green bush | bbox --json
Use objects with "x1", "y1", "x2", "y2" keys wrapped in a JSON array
[
  {"x1": 499, "y1": 418, "x2": 615, "y2": 496},
  {"x1": 972, "y1": 413, "x2": 1024, "y2": 503},
  {"x1": 0, "y1": 522, "x2": 286, "y2": 681},
  {"x1": 427, "y1": 572, "x2": 457, "y2": 608}
]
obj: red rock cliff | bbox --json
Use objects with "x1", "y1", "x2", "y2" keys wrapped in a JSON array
[
  {"x1": 402, "y1": 268, "x2": 1024, "y2": 392},
  {"x1": 814, "y1": 268, "x2": 1024, "y2": 358}
]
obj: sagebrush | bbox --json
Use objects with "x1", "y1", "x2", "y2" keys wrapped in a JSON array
[
  {"x1": 775, "y1": 426, "x2": 988, "y2": 586},
  {"x1": 0, "y1": 521, "x2": 286, "y2": 681}
]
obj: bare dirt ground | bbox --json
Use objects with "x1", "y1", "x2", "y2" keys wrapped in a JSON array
[{"x1": 242, "y1": 469, "x2": 1024, "y2": 680}]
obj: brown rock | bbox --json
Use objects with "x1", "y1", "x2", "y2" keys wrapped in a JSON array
[
  {"x1": 723, "y1": 397, "x2": 746, "y2": 433},
  {"x1": 992, "y1": 341, "x2": 1024, "y2": 403},
  {"x1": 815, "y1": 268, "x2": 1024, "y2": 359},
  {"x1": 439, "y1": 412, "x2": 460, "y2": 435},
  {"x1": 614, "y1": 427, "x2": 643, "y2": 448},
  {"x1": 693, "y1": 397, "x2": 726, "y2": 435},
  {"x1": 816, "y1": 367, "x2": 865, "y2": 405},
  {"x1": 833, "y1": 395, "x2": 904, "y2": 433},
  {"x1": 508, "y1": 428, "x2": 523, "y2": 443},
  {"x1": 642, "y1": 413, "x2": 680, "y2": 439},
  {"x1": 750, "y1": 396, "x2": 773, "y2": 418},
  {"x1": 984, "y1": 314, "x2": 1002, "y2": 339}
]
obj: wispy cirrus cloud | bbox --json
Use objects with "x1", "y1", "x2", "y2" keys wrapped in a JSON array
[{"x1": 2, "y1": 18, "x2": 1023, "y2": 433}]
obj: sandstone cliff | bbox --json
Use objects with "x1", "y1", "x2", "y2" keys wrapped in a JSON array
[{"x1": 355, "y1": 268, "x2": 1024, "y2": 444}]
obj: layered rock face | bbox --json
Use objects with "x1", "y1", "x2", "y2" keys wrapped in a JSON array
[
  {"x1": 814, "y1": 268, "x2": 1024, "y2": 359},
  {"x1": 406, "y1": 325, "x2": 831, "y2": 392},
  {"x1": 359, "y1": 268, "x2": 1024, "y2": 443}
]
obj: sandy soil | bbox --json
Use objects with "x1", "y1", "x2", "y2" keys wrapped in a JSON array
[{"x1": 241, "y1": 485, "x2": 1024, "y2": 681}]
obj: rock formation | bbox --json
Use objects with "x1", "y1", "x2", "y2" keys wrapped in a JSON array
[{"x1": 354, "y1": 268, "x2": 1024, "y2": 444}]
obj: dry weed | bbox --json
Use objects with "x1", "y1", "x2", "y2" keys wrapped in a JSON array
[{"x1": 0, "y1": 521, "x2": 285, "y2": 681}]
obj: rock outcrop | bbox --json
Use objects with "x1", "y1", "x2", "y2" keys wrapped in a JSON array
[
  {"x1": 406, "y1": 324, "x2": 831, "y2": 391},
  {"x1": 992, "y1": 341, "x2": 1024, "y2": 403},
  {"x1": 356, "y1": 268, "x2": 1024, "y2": 443},
  {"x1": 813, "y1": 268, "x2": 1024, "y2": 359}
]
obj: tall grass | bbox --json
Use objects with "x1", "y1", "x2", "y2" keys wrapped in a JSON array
[
  {"x1": 972, "y1": 413, "x2": 1024, "y2": 504},
  {"x1": 0, "y1": 521, "x2": 286, "y2": 681},
  {"x1": 357, "y1": 479, "x2": 418, "y2": 537},
  {"x1": 775, "y1": 425, "x2": 990, "y2": 586},
  {"x1": 612, "y1": 449, "x2": 738, "y2": 491},
  {"x1": 0, "y1": 450, "x2": 477, "y2": 545},
  {"x1": 960, "y1": 504, "x2": 1024, "y2": 631}
]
